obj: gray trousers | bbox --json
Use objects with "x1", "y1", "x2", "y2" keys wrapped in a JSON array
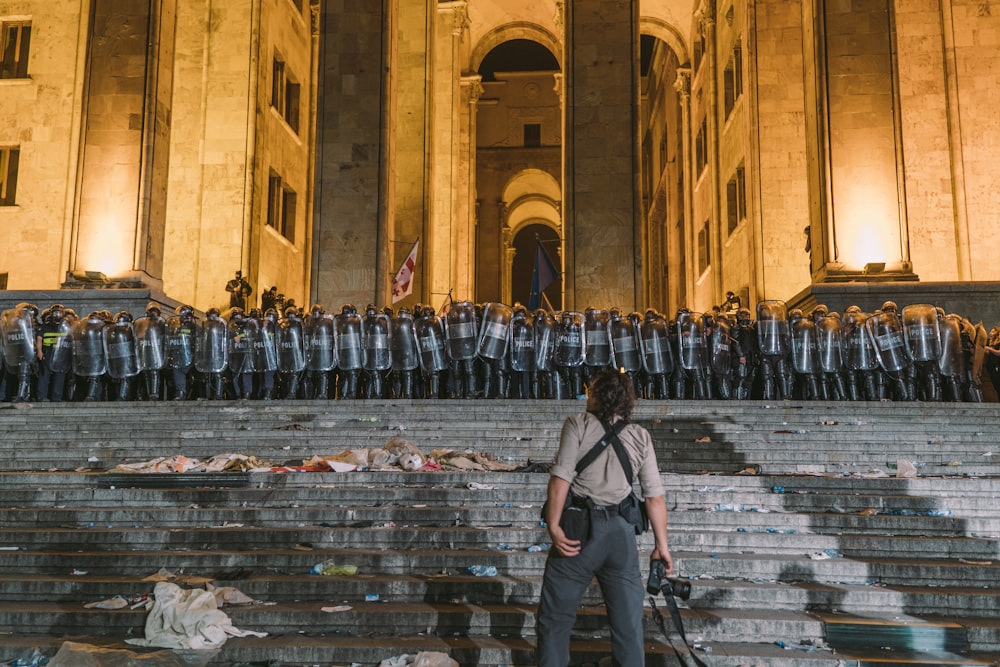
[{"x1": 536, "y1": 507, "x2": 645, "y2": 666}]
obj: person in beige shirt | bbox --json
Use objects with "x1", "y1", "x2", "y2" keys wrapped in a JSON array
[{"x1": 536, "y1": 369, "x2": 672, "y2": 666}]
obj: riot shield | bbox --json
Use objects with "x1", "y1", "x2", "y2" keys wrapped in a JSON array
[
  {"x1": 134, "y1": 316, "x2": 167, "y2": 372},
  {"x1": 639, "y1": 314, "x2": 673, "y2": 376},
  {"x1": 509, "y1": 313, "x2": 535, "y2": 373},
  {"x1": 676, "y1": 312, "x2": 708, "y2": 371},
  {"x1": 554, "y1": 311, "x2": 585, "y2": 368},
  {"x1": 756, "y1": 300, "x2": 789, "y2": 356},
  {"x1": 165, "y1": 317, "x2": 197, "y2": 370},
  {"x1": 252, "y1": 317, "x2": 279, "y2": 373},
  {"x1": 336, "y1": 311, "x2": 364, "y2": 371},
  {"x1": 533, "y1": 312, "x2": 556, "y2": 372},
  {"x1": 277, "y1": 317, "x2": 306, "y2": 373},
  {"x1": 45, "y1": 318, "x2": 74, "y2": 374},
  {"x1": 902, "y1": 304, "x2": 941, "y2": 363},
  {"x1": 610, "y1": 315, "x2": 641, "y2": 373},
  {"x1": 867, "y1": 311, "x2": 910, "y2": 373},
  {"x1": 477, "y1": 302, "x2": 512, "y2": 361},
  {"x1": 228, "y1": 318, "x2": 257, "y2": 375},
  {"x1": 937, "y1": 315, "x2": 964, "y2": 378},
  {"x1": 843, "y1": 311, "x2": 879, "y2": 371},
  {"x1": 1, "y1": 308, "x2": 35, "y2": 368},
  {"x1": 707, "y1": 316, "x2": 733, "y2": 376},
  {"x1": 815, "y1": 315, "x2": 845, "y2": 373},
  {"x1": 363, "y1": 312, "x2": 392, "y2": 371},
  {"x1": 789, "y1": 317, "x2": 817, "y2": 374},
  {"x1": 390, "y1": 312, "x2": 420, "y2": 372},
  {"x1": 445, "y1": 301, "x2": 478, "y2": 362},
  {"x1": 104, "y1": 323, "x2": 139, "y2": 379},
  {"x1": 415, "y1": 314, "x2": 448, "y2": 373},
  {"x1": 196, "y1": 317, "x2": 229, "y2": 374},
  {"x1": 71, "y1": 316, "x2": 107, "y2": 377},
  {"x1": 306, "y1": 314, "x2": 336, "y2": 372},
  {"x1": 584, "y1": 309, "x2": 612, "y2": 368}
]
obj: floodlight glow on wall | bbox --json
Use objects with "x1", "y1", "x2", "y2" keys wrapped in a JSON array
[{"x1": 833, "y1": 170, "x2": 901, "y2": 271}]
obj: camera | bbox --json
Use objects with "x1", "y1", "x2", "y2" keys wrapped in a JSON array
[{"x1": 646, "y1": 559, "x2": 692, "y2": 600}]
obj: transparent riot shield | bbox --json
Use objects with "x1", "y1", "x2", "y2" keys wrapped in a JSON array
[
  {"x1": 554, "y1": 311, "x2": 585, "y2": 368},
  {"x1": 509, "y1": 313, "x2": 535, "y2": 373},
  {"x1": 676, "y1": 312, "x2": 708, "y2": 372},
  {"x1": 71, "y1": 316, "x2": 107, "y2": 378},
  {"x1": 363, "y1": 312, "x2": 392, "y2": 372},
  {"x1": 610, "y1": 315, "x2": 641, "y2": 373},
  {"x1": 196, "y1": 317, "x2": 229, "y2": 374},
  {"x1": 104, "y1": 323, "x2": 140, "y2": 379},
  {"x1": 336, "y1": 311, "x2": 364, "y2": 371},
  {"x1": 390, "y1": 312, "x2": 420, "y2": 372},
  {"x1": 446, "y1": 301, "x2": 478, "y2": 362},
  {"x1": 756, "y1": 300, "x2": 789, "y2": 357},
  {"x1": 639, "y1": 314, "x2": 673, "y2": 376},
  {"x1": 306, "y1": 314, "x2": 336, "y2": 372},
  {"x1": 584, "y1": 309, "x2": 612, "y2": 369},
  {"x1": 134, "y1": 316, "x2": 167, "y2": 372},
  {"x1": 477, "y1": 302, "x2": 512, "y2": 361},
  {"x1": 902, "y1": 304, "x2": 941, "y2": 363}
]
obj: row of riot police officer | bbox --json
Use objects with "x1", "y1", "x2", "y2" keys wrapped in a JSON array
[
  {"x1": 745, "y1": 299, "x2": 987, "y2": 402},
  {"x1": 3, "y1": 297, "x2": 991, "y2": 402}
]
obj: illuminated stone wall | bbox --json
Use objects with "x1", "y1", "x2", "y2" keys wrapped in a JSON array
[{"x1": 0, "y1": 0, "x2": 88, "y2": 289}]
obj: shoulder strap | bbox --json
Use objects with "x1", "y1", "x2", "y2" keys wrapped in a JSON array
[
  {"x1": 601, "y1": 417, "x2": 635, "y2": 485},
  {"x1": 574, "y1": 418, "x2": 628, "y2": 475}
]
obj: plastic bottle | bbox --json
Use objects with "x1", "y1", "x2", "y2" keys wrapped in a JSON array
[{"x1": 467, "y1": 564, "x2": 498, "y2": 577}]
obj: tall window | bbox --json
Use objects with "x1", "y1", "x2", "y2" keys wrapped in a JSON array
[
  {"x1": 267, "y1": 172, "x2": 296, "y2": 243},
  {"x1": 723, "y1": 41, "x2": 743, "y2": 121},
  {"x1": 1, "y1": 21, "x2": 30, "y2": 79},
  {"x1": 726, "y1": 164, "x2": 746, "y2": 235},
  {"x1": 271, "y1": 54, "x2": 300, "y2": 134},
  {"x1": 695, "y1": 118, "x2": 708, "y2": 176},
  {"x1": 698, "y1": 220, "x2": 710, "y2": 275},
  {"x1": 523, "y1": 123, "x2": 541, "y2": 147},
  {"x1": 0, "y1": 146, "x2": 19, "y2": 206}
]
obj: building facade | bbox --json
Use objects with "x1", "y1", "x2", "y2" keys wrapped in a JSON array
[{"x1": 1, "y1": 0, "x2": 998, "y2": 321}]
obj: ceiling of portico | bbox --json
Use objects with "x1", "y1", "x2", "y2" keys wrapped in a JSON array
[{"x1": 466, "y1": 0, "x2": 697, "y2": 72}]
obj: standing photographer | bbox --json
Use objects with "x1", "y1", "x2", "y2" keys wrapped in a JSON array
[{"x1": 536, "y1": 369, "x2": 673, "y2": 666}]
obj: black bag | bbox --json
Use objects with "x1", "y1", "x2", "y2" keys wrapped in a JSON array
[{"x1": 617, "y1": 489, "x2": 649, "y2": 535}]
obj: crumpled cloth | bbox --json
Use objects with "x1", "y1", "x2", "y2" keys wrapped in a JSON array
[
  {"x1": 379, "y1": 653, "x2": 459, "y2": 667},
  {"x1": 125, "y1": 582, "x2": 267, "y2": 649}
]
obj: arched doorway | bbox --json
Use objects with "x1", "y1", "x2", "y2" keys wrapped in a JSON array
[
  {"x1": 511, "y1": 223, "x2": 561, "y2": 310},
  {"x1": 473, "y1": 36, "x2": 561, "y2": 306}
]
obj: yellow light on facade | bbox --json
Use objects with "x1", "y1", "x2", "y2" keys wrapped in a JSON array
[{"x1": 833, "y1": 168, "x2": 901, "y2": 271}]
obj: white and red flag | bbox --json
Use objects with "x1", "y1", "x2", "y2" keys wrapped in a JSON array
[{"x1": 391, "y1": 240, "x2": 419, "y2": 304}]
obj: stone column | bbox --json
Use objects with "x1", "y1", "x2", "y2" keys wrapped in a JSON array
[
  {"x1": 673, "y1": 69, "x2": 692, "y2": 310},
  {"x1": 456, "y1": 74, "x2": 484, "y2": 299},
  {"x1": 700, "y1": 2, "x2": 724, "y2": 304},
  {"x1": 72, "y1": 0, "x2": 175, "y2": 287},
  {"x1": 313, "y1": 0, "x2": 389, "y2": 307},
  {"x1": 805, "y1": 0, "x2": 914, "y2": 281},
  {"x1": 563, "y1": 0, "x2": 641, "y2": 311},
  {"x1": 427, "y1": 1, "x2": 469, "y2": 305}
]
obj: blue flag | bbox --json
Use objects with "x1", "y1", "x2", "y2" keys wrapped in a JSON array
[{"x1": 528, "y1": 241, "x2": 559, "y2": 310}]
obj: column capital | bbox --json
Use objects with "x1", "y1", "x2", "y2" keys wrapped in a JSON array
[
  {"x1": 552, "y1": 72, "x2": 563, "y2": 104},
  {"x1": 698, "y1": 0, "x2": 716, "y2": 30},
  {"x1": 461, "y1": 74, "x2": 485, "y2": 105},
  {"x1": 673, "y1": 68, "x2": 691, "y2": 98},
  {"x1": 438, "y1": 1, "x2": 470, "y2": 36}
]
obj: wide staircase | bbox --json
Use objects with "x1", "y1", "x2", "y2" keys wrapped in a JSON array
[{"x1": 2, "y1": 398, "x2": 1000, "y2": 666}]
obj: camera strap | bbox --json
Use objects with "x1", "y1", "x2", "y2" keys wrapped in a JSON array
[{"x1": 648, "y1": 593, "x2": 709, "y2": 667}]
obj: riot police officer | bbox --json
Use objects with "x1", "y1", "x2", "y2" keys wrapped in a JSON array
[
  {"x1": 197, "y1": 308, "x2": 229, "y2": 400},
  {"x1": 445, "y1": 301, "x2": 478, "y2": 398},
  {"x1": 508, "y1": 305, "x2": 535, "y2": 399},
  {"x1": 335, "y1": 304, "x2": 365, "y2": 399},
  {"x1": 362, "y1": 304, "x2": 392, "y2": 398},
  {"x1": 415, "y1": 306, "x2": 447, "y2": 399},
  {"x1": 731, "y1": 307, "x2": 758, "y2": 400},
  {"x1": 842, "y1": 306, "x2": 881, "y2": 401},
  {"x1": 105, "y1": 311, "x2": 140, "y2": 401},
  {"x1": 554, "y1": 310, "x2": 585, "y2": 399},
  {"x1": 1, "y1": 303, "x2": 38, "y2": 403},
  {"x1": 71, "y1": 311, "x2": 108, "y2": 402},
  {"x1": 228, "y1": 307, "x2": 256, "y2": 399},
  {"x1": 36, "y1": 304, "x2": 73, "y2": 401},
  {"x1": 477, "y1": 302, "x2": 513, "y2": 398},
  {"x1": 252, "y1": 308, "x2": 279, "y2": 399},
  {"x1": 390, "y1": 306, "x2": 421, "y2": 398},
  {"x1": 276, "y1": 306, "x2": 307, "y2": 399},
  {"x1": 305, "y1": 304, "x2": 336, "y2": 399},
  {"x1": 638, "y1": 309, "x2": 673, "y2": 400},
  {"x1": 533, "y1": 309, "x2": 557, "y2": 399},
  {"x1": 674, "y1": 309, "x2": 710, "y2": 399},
  {"x1": 134, "y1": 303, "x2": 167, "y2": 400},
  {"x1": 166, "y1": 305, "x2": 198, "y2": 400},
  {"x1": 813, "y1": 306, "x2": 847, "y2": 401},
  {"x1": 788, "y1": 308, "x2": 820, "y2": 400},
  {"x1": 582, "y1": 307, "x2": 612, "y2": 386},
  {"x1": 756, "y1": 300, "x2": 793, "y2": 400},
  {"x1": 867, "y1": 302, "x2": 914, "y2": 401},
  {"x1": 609, "y1": 308, "x2": 641, "y2": 393},
  {"x1": 902, "y1": 303, "x2": 942, "y2": 402}
]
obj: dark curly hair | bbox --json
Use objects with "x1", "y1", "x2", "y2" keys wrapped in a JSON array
[{"x1": 587, "y1": 369, "x2": 636, "y2": 422}]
